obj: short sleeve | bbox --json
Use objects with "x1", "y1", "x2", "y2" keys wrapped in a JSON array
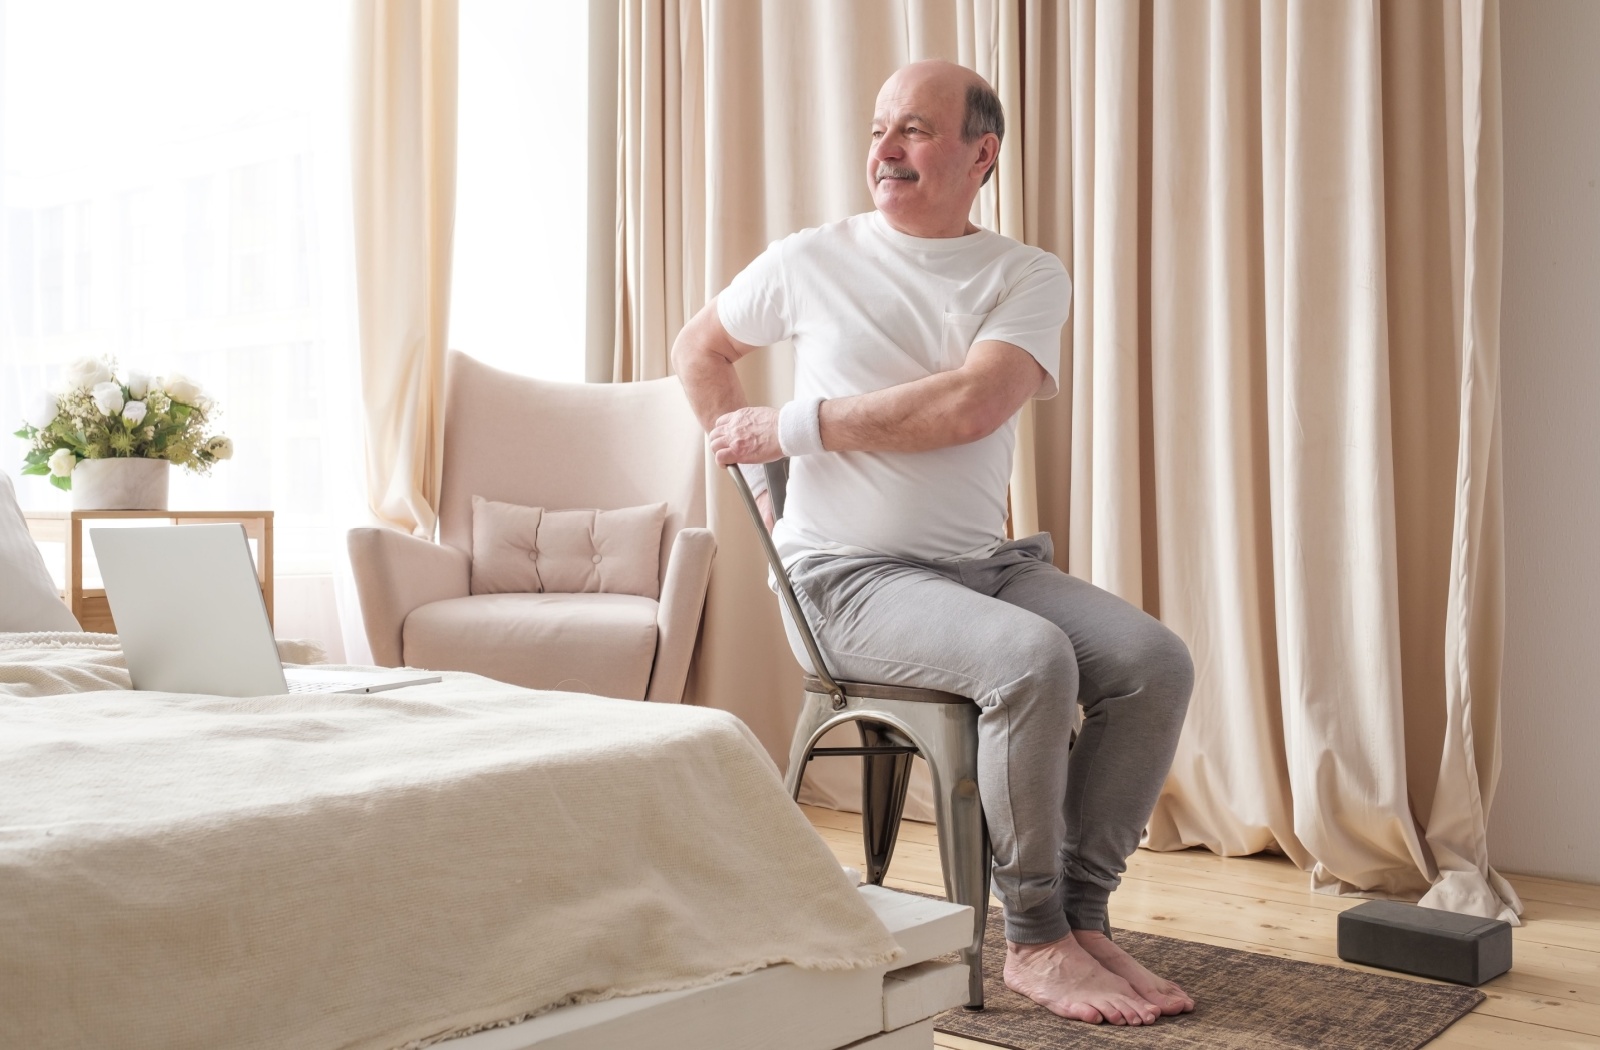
[
  {"x1": 973, "y1": 253, "x2": 1072, "y2": 399},
  {"x1": 716, "y1": 239, "x2": 794, "y2": 347}
]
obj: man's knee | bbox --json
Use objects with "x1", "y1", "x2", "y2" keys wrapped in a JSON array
[
  {"x1": 995, "y1": 618, "x2": 1079, "y2": 702},
  {"x1": 1092, "y1": 618, "x2": 1193, "y2": 714},
  {"x1": 1141, "y1": 621, "x2": 1194, "y2": 709}
]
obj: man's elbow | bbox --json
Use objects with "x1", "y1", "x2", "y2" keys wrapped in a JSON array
[
  {"x1": 672, "y1": 337, "x2": 716, "y2": 384},
  {"x1": 947, "y1": 415, "x2": 992, "y2": 445},
  {"x1": 947, "y1": 349, "x2": 1042, "y2": 445},
  {"x1": 949, "y1": 392, "x2": 1018, "y2": 444},
  {"x1": 672, "y1": 305, "x2": 731, "y2": 378},
  {"x1": 669, "y1": 327, "x2": 696, "y2": 376}
]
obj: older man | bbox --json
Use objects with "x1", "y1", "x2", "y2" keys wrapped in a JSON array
[{"x1": 672, "y1": 60, "x2": 1194, "y2": 1026}]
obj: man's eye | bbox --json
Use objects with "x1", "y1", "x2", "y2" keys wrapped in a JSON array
[
  {"x1": 906, "y1": 127, "x2": 921, "y2": 135},
  {"x1": 870, "y1": 130, "x2": 883, "y2": 139}
]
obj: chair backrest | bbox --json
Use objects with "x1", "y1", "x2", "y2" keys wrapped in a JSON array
[
  {"x1": 763, "y1": 460, "x2": 790, "y2": 521},
  {"x1": 726, "y1": 461, "x2": 845, "y2": 704},
  {"x1": 439, "y1": 351, "x2": 707, "y2": 591}
]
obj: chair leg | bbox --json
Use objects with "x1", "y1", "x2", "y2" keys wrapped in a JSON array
[
  {"x1": 925, "y1": 733, "x2": 992, "y2": 1010},
  {"x1": 858, "y1": 721, "x2": 914, "y2": 886},
  {"x1": 783, "y1": 691, "x2": 835, "y2": 800}
]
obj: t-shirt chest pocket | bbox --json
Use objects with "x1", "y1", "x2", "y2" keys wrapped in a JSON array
[{"x1": 940, "y1": 311, "x2": 987, "y2": 371}]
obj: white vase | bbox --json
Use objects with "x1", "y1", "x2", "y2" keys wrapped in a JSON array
[{"x1": 71, "y1": 458, "x2": 171, "y2": 511}]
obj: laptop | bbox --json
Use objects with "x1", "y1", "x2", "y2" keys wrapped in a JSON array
[{"x1": 91, "y1": 523, "x2": 441, "y2": 697}]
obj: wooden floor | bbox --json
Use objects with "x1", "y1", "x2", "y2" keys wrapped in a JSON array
[{"x1": 802, "y1": 805, "x2": 1600, "y2": 1049}]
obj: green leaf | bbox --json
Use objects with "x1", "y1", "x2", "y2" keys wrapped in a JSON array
[
  {"x1": 13, "y1": 427, "x2": 33, "y2": 439},
  {"x1": 49, "y1": 474, "x2": 72, "y2": 492},
  {"x1": 21, "y1": 463, "x2": 49, "y2": 476}
]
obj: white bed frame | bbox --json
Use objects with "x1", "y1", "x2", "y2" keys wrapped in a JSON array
[{"x1": 443, "y1": 886, "x2": 974, "y2": 1050}]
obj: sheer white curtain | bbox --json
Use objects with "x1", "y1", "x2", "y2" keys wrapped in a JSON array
[
  {"x1": 449, "y1": 0, "x2": 587, "y2": 382},
  {"x1": 0, "y1": 0, "x2": 363, "y2": 656}
]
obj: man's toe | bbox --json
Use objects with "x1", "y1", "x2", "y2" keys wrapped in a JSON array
[
  {"x1": 1100, "y1": 996, "x2": 1143, "y2": 1025},
  {"x1": 1062, "y1": 1002, "x2": 1104, "y2": 1024}
]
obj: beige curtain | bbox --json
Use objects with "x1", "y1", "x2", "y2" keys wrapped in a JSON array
[
  {"x1": 605, "y1": 1, "x2": 705, "y2": 383},
  {"x1": 351, "y1": 0, "x2": 459, "y2": 537},
  {"x1": 1077, "y1": 0, "x2": 1516, "y2": 923},
  {"x1": 607, "y1": 0, "x2": 1516, "y2": 921}
]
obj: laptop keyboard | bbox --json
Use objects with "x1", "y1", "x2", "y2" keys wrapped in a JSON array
[{"x1": 287, "y1": 679, "x2": 342, "y2": 694}]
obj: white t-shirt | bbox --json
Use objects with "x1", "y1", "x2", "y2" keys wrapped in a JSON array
[{"x1": 718, "y1": 211, "x2": 1071, "y2": 564}]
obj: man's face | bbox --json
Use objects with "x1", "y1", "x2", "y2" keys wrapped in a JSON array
[{"x1": 866, "y1": 67, "x2": 990, "y2": 236}]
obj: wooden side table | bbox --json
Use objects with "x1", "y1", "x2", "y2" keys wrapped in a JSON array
[{"x1": 24, "y1": 510, "x2": 274, "y2": 634}]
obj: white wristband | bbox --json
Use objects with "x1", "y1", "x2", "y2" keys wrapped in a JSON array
[{"x1": 778, "y1": 396, "x2": 826, "y2": 457}]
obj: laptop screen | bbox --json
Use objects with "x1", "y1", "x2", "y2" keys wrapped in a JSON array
[{"x1": 91, "y1": 524, "x2": 289, "y2": 697}]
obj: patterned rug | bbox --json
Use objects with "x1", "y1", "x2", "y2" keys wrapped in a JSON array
[{"x1": 935, "y1": 905, "x2": 1485, "y2": 1050}]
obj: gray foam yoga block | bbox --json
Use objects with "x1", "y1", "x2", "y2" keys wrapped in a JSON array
[{"x1": 1336, "y1": 899, "x2": 1512, "y2": 986}]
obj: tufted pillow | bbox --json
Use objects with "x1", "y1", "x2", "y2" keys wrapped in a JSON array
[
  {"x1": 0, "y1": 476, "x2": 82, "y2": 632},
  {"x1": 470, "y1": 496, "x2": 667, "y2": 599}
]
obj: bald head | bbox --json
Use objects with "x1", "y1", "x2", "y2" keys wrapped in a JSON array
[
  {"x1": 867, "y1": 62, "x2": 1004, "y2": 237},
  {"x1": 876, "y1": 62, "x2": 1004, "y2": 183}
]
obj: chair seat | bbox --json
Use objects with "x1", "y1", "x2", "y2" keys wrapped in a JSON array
[
  {"x1": 404, "y1": 592, "x2": 659, "y2": 698},
  {"x1": 802, "y1": 675, "x2": 972, "y2": 705}
]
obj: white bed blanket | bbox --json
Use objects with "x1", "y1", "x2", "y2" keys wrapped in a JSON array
[{"x1": 0, "y1": 634, "x2": 900, "y2": 1050}]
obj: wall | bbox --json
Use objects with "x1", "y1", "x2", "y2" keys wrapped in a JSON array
[{"x1": 1490, "y1": 0, "x2": 1600, "y2": 884}]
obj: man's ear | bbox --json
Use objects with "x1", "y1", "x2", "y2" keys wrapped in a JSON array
[{"x1": 974, "y1": 133, "x2": 1000, "y2": 180}]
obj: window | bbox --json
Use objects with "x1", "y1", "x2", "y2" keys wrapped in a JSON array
[
  {"x1": 1, "y1": 0, "x2": 360, "y2": 578},
  {"x1": 450, "y1": 0, "x2": 589, "y2": 382}
]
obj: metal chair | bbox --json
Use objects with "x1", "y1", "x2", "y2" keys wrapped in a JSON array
[{"x1": 727, "y1": 461, "x2": 992, "y2": 1010}]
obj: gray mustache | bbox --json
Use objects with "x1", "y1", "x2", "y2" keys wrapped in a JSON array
[{"x1": 876, "y1": 165, "x2": 918, "y2": 181}]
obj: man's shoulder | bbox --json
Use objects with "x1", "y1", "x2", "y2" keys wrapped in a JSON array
[
  {"x1": 979, "y1": 228, "x2": 1065, "y2": 270},
  {"x1": 975, "y1": 236, "x2": 1069, "y2": 294},
  {"x1": 754, "y1": 213, "x2": 876, "y2": 271},
  {"x1": 782, "y1": 212, "x2": 875, "y2": 248}
]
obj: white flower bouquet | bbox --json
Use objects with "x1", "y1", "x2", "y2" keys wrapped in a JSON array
[{"x1": 15, "y1": 356, "x2": 234, "y2": 491}]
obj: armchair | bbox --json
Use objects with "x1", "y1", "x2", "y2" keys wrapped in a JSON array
[{"x1": 348, "y1": 351, "x2": 715, "y2": 702}]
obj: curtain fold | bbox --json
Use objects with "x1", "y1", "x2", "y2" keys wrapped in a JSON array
[
  {"x1": 611, "y1": 0, "x2": 704, "y2": 383},
  {"x1": 350, "y1": 0, "x2": 458, "y2": 538},
  {"x1": 1140, "y1": 0, "x2": 1302, "y2": 865},
  {"x1": 605, "y1": 0, "x2": 1515, "y2": 920},
  {"x1": 1128, "y1": 0, "x2": 1517, "y2": 922}
]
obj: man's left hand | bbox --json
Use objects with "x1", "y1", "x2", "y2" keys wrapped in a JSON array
[{"x1": 710, "y1": 406, "x2": 782, "y2": 465}]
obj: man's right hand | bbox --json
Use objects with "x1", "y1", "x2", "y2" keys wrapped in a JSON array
[{"x1": 710, "y1": 406, "x2": 782, "y2": 466}]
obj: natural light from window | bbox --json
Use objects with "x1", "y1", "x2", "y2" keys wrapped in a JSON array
[
  {"x1": 0, "y1": 0, "x2": 361, "y2": 579},
  {"x1": 450, "y1": 0, "x2": 589, "y2": 383},
  {"x1": 2, "y1": 0, "x2": 593, "y2": 584}
]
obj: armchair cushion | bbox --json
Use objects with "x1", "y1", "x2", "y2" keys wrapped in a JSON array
[
  {"x1": 403, "y1": 592, "x2": 659, "y2": 698},
  {"x1": 469, "y1": 496, "x2": 667, "y2": 599}
]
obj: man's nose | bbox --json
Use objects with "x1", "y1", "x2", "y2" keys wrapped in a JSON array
[{"x1": 872, "y1": 131, "x2": 903, "y2": 159}]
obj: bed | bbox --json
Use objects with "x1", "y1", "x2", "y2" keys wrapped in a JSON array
[{"x1": 0, "y1": 632, "x2": 970, "y2": 1050}]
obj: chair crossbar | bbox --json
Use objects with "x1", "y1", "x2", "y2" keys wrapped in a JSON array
[
  {"x1": 803, "y1": 676, "x2": 972, "y2": 706},
  {"x1": 810, "y1": 745, "x2": 920, "y2": 758}
]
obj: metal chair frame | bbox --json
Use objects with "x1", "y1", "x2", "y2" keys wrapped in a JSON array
[{"x1": 727, "y1": 462, "x2": 993, "y2": 1010}]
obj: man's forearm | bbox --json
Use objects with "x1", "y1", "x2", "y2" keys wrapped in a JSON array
[
  {"x1": 818, "y1": 341, "x2": 1045, "y2": 454},
  {"x1": 819, "y1": 370, "x2": 987, "y2": 452}
]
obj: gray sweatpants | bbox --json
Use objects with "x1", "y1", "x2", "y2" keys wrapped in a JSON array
[{"x1": 781, "y1": 533, "x2": 1193, "y2": 945}]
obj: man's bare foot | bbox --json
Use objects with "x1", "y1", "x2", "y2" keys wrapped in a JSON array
[
  {"x1": 1072, "y1": 929, "x2": 1196, "y2": 1016},
  {"x1": 1003, "y1": 934, "x2": 1161, "y2": 1025}
]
